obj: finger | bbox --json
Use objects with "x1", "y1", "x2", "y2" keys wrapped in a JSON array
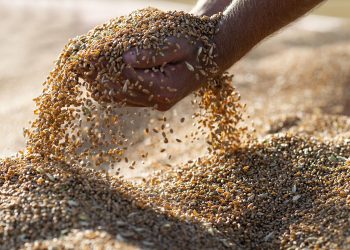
[
  {"x1": 84, "y1": 75, "x2": 150, "y2": 108},
  {"x1": 121, "y1": 67, "x2": 165, "y2": 107},
  {"x1": 123, "y1": 37, "x2": 193, "y2": 69},
  {"x1": 114, "y1": 87, "x2": 152, "y2": 107},
  {"x1": 75, "y1": 63, "x2": 151, "y2": 108},
  {"x1": 123, "y1": 64, "x2": 191, "y2": 110},
  {"x1": 123, "y1": 66, "x2": 172, "y2": 98}
]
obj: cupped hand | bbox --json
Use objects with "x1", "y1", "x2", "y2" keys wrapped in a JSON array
[{"x1": 122, "y1": 36, "x2": 206, "y2": 111}]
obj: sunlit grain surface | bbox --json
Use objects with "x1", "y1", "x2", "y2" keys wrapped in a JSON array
[{"x1": 0, "y1": 1, "x2": 350, "y2": 249}]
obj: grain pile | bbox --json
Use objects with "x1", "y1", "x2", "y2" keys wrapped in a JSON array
[
  {"x1": 2, "y1": 114, "x2": 350, "y2": 249},
  {"x1": 141, "y1": 115, "x2": 350, "y2": 249},
  {"x1": 0, "y1": 156, "x2": 230, "y2": 250},
  {"x1": 1, "y1": 7, "x2": 350, "y2": 250}
]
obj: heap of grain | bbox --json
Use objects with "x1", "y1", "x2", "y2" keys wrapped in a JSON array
[
  {"x1": 2, "y1": 7, "x2": 350, "y2": 250},
  {"x1": 140, "y1": 118, "x2": 350, "y2": 249},
  {"x1": 2, "y1": 115, "x2": 350, "y2": 250}
]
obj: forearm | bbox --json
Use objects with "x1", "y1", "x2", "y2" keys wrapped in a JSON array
[
  {"x1": 191, "y1": 0, "x2": 232, "y2": 16},
  {"x1": 215, "y1": 0, "x2": 326, "y2": 71}
]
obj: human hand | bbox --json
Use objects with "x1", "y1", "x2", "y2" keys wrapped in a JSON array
[
  {"x1": 122, "y1": 36, "x2": 207, "y2": 111},
  {"x1": 78, "y1": 35, "x2": 217, "y2": 111}
]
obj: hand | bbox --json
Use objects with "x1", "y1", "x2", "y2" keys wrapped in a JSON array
[{"x1": 122, "y1": 36, "x2": 205, "y2": 111}]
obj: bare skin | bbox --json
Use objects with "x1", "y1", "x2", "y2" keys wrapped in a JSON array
[{"x1": 122, "y1": 0, "x2": 325, "y2": 111}]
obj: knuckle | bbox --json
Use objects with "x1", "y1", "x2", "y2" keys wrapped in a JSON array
[
  {"x1": 157, "y1": 104, "x2": 172, "y2": 112},
  {"x1": 158, "y1": 92, "x2": 177, "y2": 103},
  {"x1": 155, "y1": 92, "x2": 178, "y2": 111}
]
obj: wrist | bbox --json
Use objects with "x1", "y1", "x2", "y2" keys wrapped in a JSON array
[
  {"x1": 212, "y1": 17, "x2": 236, "y2": 73},
  {"x1": 191, "y1": 0, "x2": 231, "y2": 16},
  {"x1": 212, "y1": 10, "x2": 256, "y2": 73}
]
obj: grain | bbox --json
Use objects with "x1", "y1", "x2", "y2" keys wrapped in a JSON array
[
  {"x1": 185, "y1": 61, "x2": 195, "y2": 72},
  {"x1": 1, "y1": 7, "x2": 349, "y2": 250},
  {"x1": 140, "y1": 121, "x2": 350, "y2": 249},
  {"x1": 2, "y1": 115, "x2": 350, "y2": 249},
  {"x1": 19, "y1": 8, "x2": 237, "y2": 169}
]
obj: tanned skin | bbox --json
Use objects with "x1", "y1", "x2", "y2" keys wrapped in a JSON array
[{"x1": 121, "y1": 0, "x2": 325, "y2": 111}]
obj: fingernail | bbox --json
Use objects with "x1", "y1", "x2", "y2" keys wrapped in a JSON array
[{"x1": 123, "y1": 51, "x2": 137, "y2": 64}]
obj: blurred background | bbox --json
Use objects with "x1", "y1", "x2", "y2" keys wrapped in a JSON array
[
  {"x1": 0, "y1": 0, "x2": 349, "y2": 167},
  {"x1": 174, "y1": 0, "x2": 350, "y2": 17}
]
